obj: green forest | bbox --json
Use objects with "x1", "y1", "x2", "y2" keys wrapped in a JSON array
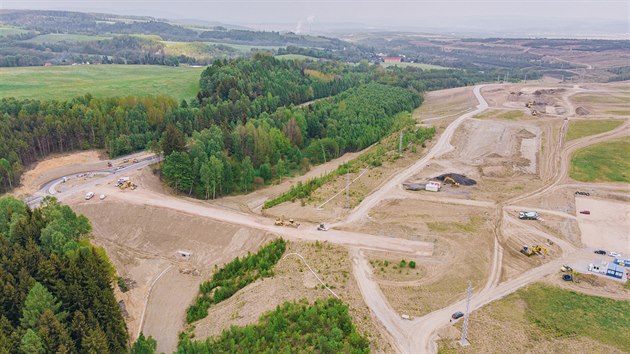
[
  {"x1": 0, "y1": 54, "x2": 516, "y2": 196},
  {"x1": 179, "y1": 298, "x2": 369, "y2": 353},
  {"x1": 0, "y1": 196, "x2": 127, "y2": 353}
]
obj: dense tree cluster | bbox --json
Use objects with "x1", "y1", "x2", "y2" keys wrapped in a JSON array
[
  {"x1": 0, "y1": 196, "x2": 128, "y2": 353},
  {"x1": 187, "y1": 238, "x2": 286, "y2": 323},
  {"x1": 179, "y1": 298, "x2": 370, "y2": 353},
  {"x1": 162, "y1": 81, "x2": 420, "y2": 199}
]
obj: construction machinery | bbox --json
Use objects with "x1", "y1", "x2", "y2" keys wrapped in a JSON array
[
  {"x1": 443, "y1": 176, "x2": 460, "y2": 187},
  {"x1": 107, "y1": 161, "x2": 113, "y2": 167},
  {"x1": 519, "y1": 211, "x2": 539, "y2": 220},
  {"x1": 525, "y1": 101, "x2": 535, "y2": 108},
  {"x1": 520, "y1": 245, "x2": 548, "y2": 257},
  {"x1": 119, "y1": 180, "x2": 137, "y2": 190},
  {"x1": 317, "y1": 223, "x2": 328, "y2": 231},
  {"x1": 274, "y1": 216, "x2": 300, "y2": 228},
  {"x1": 560, "y1": 264, "x2": 573, "y2": 272}
]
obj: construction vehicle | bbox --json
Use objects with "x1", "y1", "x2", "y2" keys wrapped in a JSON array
[
  {"x1": 560, "y1": 264, "x2": 573, "y2": 272},
  {"x1": 519, "y1": 211, "x2": 539, "y2": 220},
  {"x1": 520, "y1": 245, "x2": 548, "y2": 257},
  {"x1": 119, "y1": 180, "x2": 137, "y2": 190},
  {"x1": 520, "y1": 245, "x2": 535, "y2": 257},
  {"x1": 274, "y1": 216, "x2": 300, "y2": 228},
  {"x1": 317, "y1": 223, "x2": 328, "y2": 231},
  {"x1": 107, "y1": 161, "x2": 113, "y2": 167},
  {"x1": 532, "y1": 245, "x2": 548, "y2": 256},
  {"x1": 443, "y1": 176, "x2": 460, "y2": 187},
  {"x1": 525, "y1": 101, "x2": 535, "y2": 108},
  {"x1": 531, "y1": 110, "x2": 538, "y2": 116}
]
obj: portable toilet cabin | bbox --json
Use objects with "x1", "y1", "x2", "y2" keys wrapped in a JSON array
[{"x1": 606, "y1": 264, "x2": 624, "y2": 279}]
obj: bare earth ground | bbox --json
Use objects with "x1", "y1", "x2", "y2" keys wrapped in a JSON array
[
  {"x1": 12, "y1": 150, "x2": 103, "y2": 196},
  {"x1": 72, "y1": 198, "x2": 272, "y2": 353},
  {"x1": 193, "y1": 241, "x2": 394, "y2": 353},
  {"x1": 350, "y1": 199, "x2": 494, "y2": 317},
  {"x1": 575, "y1": 197, "x2": 630, "y2": 254}
]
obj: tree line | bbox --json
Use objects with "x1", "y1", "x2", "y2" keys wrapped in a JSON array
[
  {"x1": 179, "y1": 298, "x2": 369, "y2": 353},
  {"x1": 0, "y1": 196, "x2": 128, "y2": 353},
  {"x1": 186, "y1": 238, "x2": 286, "y2": 323}
]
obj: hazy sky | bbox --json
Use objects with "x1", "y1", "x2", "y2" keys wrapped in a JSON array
[{"x1": 4, "y1": 0, "x2": 629, "y2": 35}]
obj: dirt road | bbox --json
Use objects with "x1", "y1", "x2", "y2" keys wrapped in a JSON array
[{"x1": 343, "y1": 85, "x2": 491, "y2": 226}]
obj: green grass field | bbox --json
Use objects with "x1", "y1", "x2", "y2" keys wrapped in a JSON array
[
  {"x1": 0, "y1": 26, "x2": 29, "y2": 37},
  {"x1": 23, "y1": 33, "x2": 112, "y2": 44},
  {"x1": 570, "y1": 137, "x2": 630, "y2": 182},
  {"x1": 439, "y1": 283, "x2": 630, "y2": 353},
  {"x1": 381, "y1": 62, "x2": 448, "y2": 70},
  {"x1": 474, "y1": 110, "x2": 527, "y2": 120},
  {"x1": 203, "y1": 41, "x2": 282, "y2": 53},
  {"x1": 275, "y1": 54, "x2": 320, "y2": 61},
  {"x1": 565, "y1": 119, "x2": 624, "y2": 141},
  {"x1": 0, "y1": 65, "x2": 204, "y2": 101}
]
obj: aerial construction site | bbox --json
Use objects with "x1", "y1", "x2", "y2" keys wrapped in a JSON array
[{"x1": 12, "y1": 75, "x2": 627, "y2": 353}]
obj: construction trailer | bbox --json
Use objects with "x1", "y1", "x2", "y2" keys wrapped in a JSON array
[
  {"x1": 606, "y1": 264, "x2": 624, "y2": 279},
  {"x1": 589, "y1": 261, "x2": 608, "y2": 274},
  {"x1": 425, "y1": 181, "x2": 442, "y2": 192}
]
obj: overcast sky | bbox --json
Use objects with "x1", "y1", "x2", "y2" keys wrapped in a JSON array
[{"x1": 4, "y1": 0, "x2": 629, "y2": 35}]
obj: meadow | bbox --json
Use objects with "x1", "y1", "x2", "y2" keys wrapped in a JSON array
[
  {"x1": 0, "y1": 64, "x2": 204, "y2": 101},
  {"x1": 565, "y1": 119, "x2": 624, "y2": 141},
  {"x1": 570, "y1": 137, "x2": 630, "y2": 182}
]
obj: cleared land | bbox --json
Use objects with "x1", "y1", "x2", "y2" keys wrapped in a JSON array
[
  {"x1": 565, "y1": 119, "x2": 624, "y2": 141},
  {"x1": 569, "y1": 137, "x2": 630, "y2": 182},
  {"x1": 438, "y1": 283, "x2": 630, "y2": 353},
  {"x1": 575, "y1": 197, "x2": 630, "y2": 254},
  {"x1": 0, "y1": 65, "x2": 204, "y2": 101}
]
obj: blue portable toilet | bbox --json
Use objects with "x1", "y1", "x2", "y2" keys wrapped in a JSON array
[
  {"x1": 606, "y1": 264, "x2": 624, "y2": 279},
  {"x1": 613, "y1": 258, "x2": 630, "y2": 268}
]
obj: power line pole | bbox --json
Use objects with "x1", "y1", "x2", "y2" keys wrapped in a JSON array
[
  {"x1": 459, "y1": 280, "x2": 473, "y2": 347},
  {"x1": 399, "y1": 131, "x2": 403, "y2": 157},
  {"x1": 345, "y1": 172, "x2": 350, "y2": 209}
]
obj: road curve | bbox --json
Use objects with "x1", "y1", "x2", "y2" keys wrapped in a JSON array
[{"x1": 343, "y1": 85, "x2": 490, "y2": 226}]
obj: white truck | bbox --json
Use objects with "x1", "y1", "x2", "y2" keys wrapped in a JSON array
[
  {"x1": 85, "y1": 192, "x2": 95, "y2": 200},
  {"x1": 519, "y1": 211, "x2": 539, "y2": 220}
]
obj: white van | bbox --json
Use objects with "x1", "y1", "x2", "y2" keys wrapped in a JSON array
[{"x1": 85, "y1": 192, "x2": 95, "y2": 200}]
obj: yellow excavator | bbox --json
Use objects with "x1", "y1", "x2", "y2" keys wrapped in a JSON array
[
  {"x1": 532, "y1": 245, "x2": 548, "y2": 256},
  {"x1": 443, "y1": 176, "x2": 460, "y2": 187},
  {"x1": 520, "y1": 245, "x2": 548, "y2": 257}
]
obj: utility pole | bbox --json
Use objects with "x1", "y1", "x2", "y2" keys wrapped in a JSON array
[
  {"x1": 459, "y1": 280, "x2": 473, "y2": 347},
  {"x1": 321, "y1": 142, "x2": 326, "y2": 163},
  {"x1": 345, "y1": 172, "x2": 350, "y2": 209},
  {"x1": 399, "y1": 131, "x2": 403, "y2": 157}
]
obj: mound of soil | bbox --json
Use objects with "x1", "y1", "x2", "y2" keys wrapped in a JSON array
[
  {"x1": 435, "y1": 173, "x2": 477, "y2": 186},
  {"x1": 575, "y1": 106, "x2": 590, "y2": 115}
]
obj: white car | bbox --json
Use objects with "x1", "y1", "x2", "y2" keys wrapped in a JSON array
[
  {"x1": 85, "y1": 192, "x2": 95, "y2": 200},
  {"x1": 609, "y1": 251, "x2": 621, "y2": 258},
  {"x1": 99, "y1": 194, "x2": 106, "y2": 200}
]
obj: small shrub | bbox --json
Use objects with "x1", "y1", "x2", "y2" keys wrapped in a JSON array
[
  {"x1": 409, "y1": 261, "x2": 416, "y2": 269},
  {"x1": 117, "y1": 277, "x2": 129, "y2": 293},
  {"x1": 399, "y1": 259, "x2": 407, "y2": 268}
]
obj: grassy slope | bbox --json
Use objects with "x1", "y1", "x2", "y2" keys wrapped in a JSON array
[
  {"x1": 474, "y1": 110, "x2": 527, "y2": 120},
  {"x1": 565, "y1": 119, "x2": 624, "y2": 141},
  {"x1": 381, "y1": 62, "x2": 448, "y2": 70},
  {"x1": 0, "y1": 26, "x2": 29, "y2": 36},
  {"x1": 439, "y1": 283, "x2": 630, "y2": 353},
  {"x1": 569, "y1": 137, "x2": 630, "y2": 182},
  {"x1": 0, "y1": 65, "x2": 204, "y2": 101},
  {"x1": 23, "y1": 33, "x2": 112, "y2": 43},
  {"x1": 275, "y1": 54, "x2": 320, "y2": 61}
]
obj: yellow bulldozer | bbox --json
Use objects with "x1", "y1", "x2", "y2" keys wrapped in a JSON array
[
  {"x1": 520, "y1": 244, "x2": 548, "y2": 257},
  {"x1": 119, "y1": 180, "x2": 137, "y2": 190},
  {"x1": 274, "y1": 216, "x2": 300, "y2": 228},
  {"x1": 443, "y1": 176, "x2": 460, "y2": 187}
]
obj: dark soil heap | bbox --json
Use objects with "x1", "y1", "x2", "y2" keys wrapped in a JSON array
[{"x1": 435, "y1": 173, "x2": 477, "y2": 186}]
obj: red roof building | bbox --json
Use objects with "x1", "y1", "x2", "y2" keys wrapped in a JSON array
[{"x1": 383, "y1": 57, "x2": 402, "y2": 63}]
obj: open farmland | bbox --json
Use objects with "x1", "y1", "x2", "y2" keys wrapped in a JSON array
[
  {"x1": 0, "y1": 64, "x2": 204, "y2": 101},
  {"x1": 569, "y1": 137, "x2": 630, "y2": 182}
]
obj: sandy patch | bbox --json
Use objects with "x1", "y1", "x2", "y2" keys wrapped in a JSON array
[{"x1": 575, "y1": 197, "x2": 630, "y2": 254}]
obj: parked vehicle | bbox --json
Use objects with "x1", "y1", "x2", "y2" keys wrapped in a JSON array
[
  {"x1": 575, "y1": 191, "x2": 590, "y2": 196},
  {"x1": 99, "y1": 194, "x2": 106, "y2": 200},
  {"x1": 317, "y1": 223, "x2": 329, "y2": 231},
  {"x1": 85, "y1": 192, "x2": 95, "y2": 200},
  {"x1": 451, "y1": 311, "x2": 464, "y2": 320},
  {"x1": 594, "y1": 250, "x2": 607, "y2": 255},
  {"x1": 609, "y1": 251, "x2": 622, "y2": 258},
  {"x1": 579, "y1": 210, "x2": 590, "y2": 215},
  {"x1": 519, "y1": 211, "x2": 539, "y2": 220}
]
